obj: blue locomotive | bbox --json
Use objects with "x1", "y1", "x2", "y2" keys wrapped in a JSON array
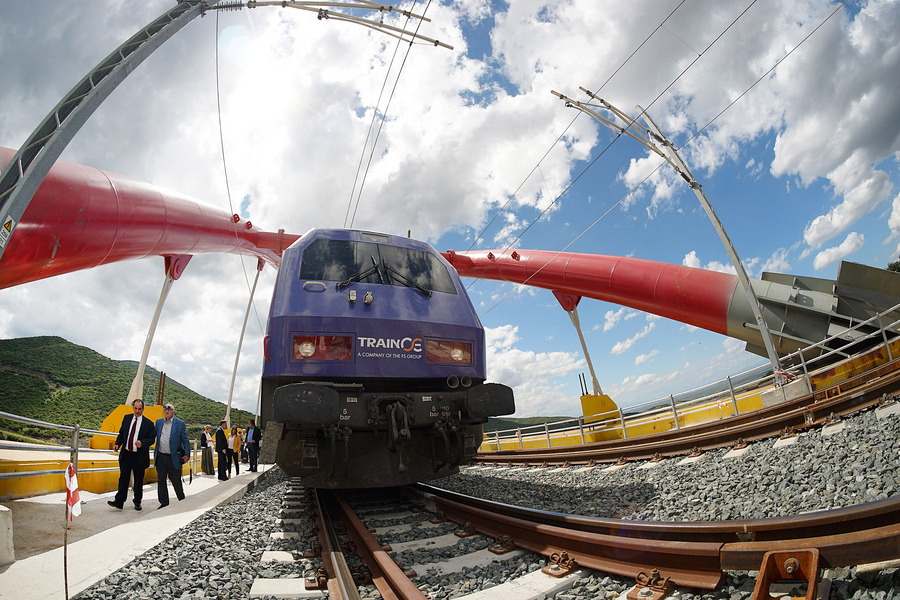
[{"x1": 260, "y1": 229, "x2": 515, "y2": 488}]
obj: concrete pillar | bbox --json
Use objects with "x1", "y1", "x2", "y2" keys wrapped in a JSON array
[{"x1": 0, "y1": 504, "x2": 14, "y2": 566}]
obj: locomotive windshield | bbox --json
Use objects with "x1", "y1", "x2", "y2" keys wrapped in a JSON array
[{"x1": 299, "y1": 239, "x2": 458, "y2": 294}]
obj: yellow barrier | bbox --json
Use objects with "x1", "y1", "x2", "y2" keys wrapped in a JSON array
[
  {"x1": 1, "y1": 398, "x2": 213, "y2": 500},
  {"x1": 481, "y1": 339, "x2": 899, "y2": 453}
]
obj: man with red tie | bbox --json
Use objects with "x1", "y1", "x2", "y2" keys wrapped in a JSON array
[{"x1": 108, "y1": 399, "x2": 156, "y2": 511}]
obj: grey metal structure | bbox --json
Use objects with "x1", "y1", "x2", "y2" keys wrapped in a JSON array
[
  {"x1": 633, "y1": 104, "x2": 783, "y2": 375},
  {"x1": 732, "y1": 260, "x2": 900, "y2": 359},
  {"x1": 552, "y1": 88, "x2": 784, "y2": 376},
  {"x1": 0, "y1": 0, "x2": 450, "y2": 263},
  {"x1": 0, "y1": 1, "x2": 219, "y2": 263}
]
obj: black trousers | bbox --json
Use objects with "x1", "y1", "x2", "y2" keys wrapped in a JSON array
[
  {"x1": 248, "y1": 442, "x2": 259, "y2": 471},
  {"x1": 228, "y1": 449, "x2": 240, "y2": 474},
  {"x1": 114, "y1": 450, "x2": 146, "y2": 506},
  {"x1": 217, "y1": 449, "x2": 229, "y2": 480},
  {"x1": 156, "y1": 454, "x2": 185, "y2": 505}
]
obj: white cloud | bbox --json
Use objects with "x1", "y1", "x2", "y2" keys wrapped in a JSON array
[
  {"x1": 813, "y1": 231, "x2": 865, "y2": 270},
  {"x1": 760, "y1": 248, "x2": 792, "y2": 275},
  {"x1": 2, "y1": 0, "x2": 899, "y2": 420},
  {"x1": 610, "y1": 322, "x2": 655, "y2": 355},
  {"x1": 802, "y1": 151, "x2": 894, "y2": 248},
  {"x1": 683, "y1": 250, "x2": 701, "y2": 269},
  {"x1": 722, "y1": 337, "x2": 744, "y2": 354},
  {"x1": 599, "y1": 307, "x2": 639, "y2": 332},
  {"x1": 591, "y1": 0, "x2": 900, "y2": 256},
  {"x1": 683, "y1": 251, "x2": 738, "y2": 275},
  {"x1": 485, "y1": 325, "x2": 584, "y2": 416},
  {"x1": 635, "y1": 349, "x2": 659, "y2": 365},
  {"x1": 607, "y1": 347, "x2": 765, "y2": 409},
  {"x1": 887, "y1": 193, "x2": 900, "y2": 243}
]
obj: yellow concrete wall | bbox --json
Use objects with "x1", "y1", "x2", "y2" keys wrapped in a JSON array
[
  {"x1": 1, "y1": 398, "x2": 207, "y2": 500},
  {"x1": 90, "y1": 404, "x2": 165, "y2": 450},
  {"x1": 481, "y1": 342, "x2": 900, "y2": 453}
]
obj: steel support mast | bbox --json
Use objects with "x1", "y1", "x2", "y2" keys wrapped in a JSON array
[
  {"x1": 552, "y1": 89, "x2": 783, "y2": 379},
  {"x1": 0, "y1": 1, "x2": 219, "y2": 263}
]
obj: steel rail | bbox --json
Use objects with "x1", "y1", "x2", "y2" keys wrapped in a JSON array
[
  {"x1": 476, "y1": 358, "x2": 900, "y2": 465},
  {"x1": 311, "y1": 488, "x2": 361, "y2": 600},
  {"x1": 329, "y1": 490, "x2": 428, "y2": 600},
  {"x1": 415, "y1": 485, "x2": 900, "y2": 590}
]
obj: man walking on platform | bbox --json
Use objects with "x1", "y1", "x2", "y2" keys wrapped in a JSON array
[
  {"x1": 215, "y1": 420, "x2": 229, "y2": 481},
  {"x1": 153, "y1": 403, "x2": 190, "y2": 509},
  {"x1": 245, "y1": 419, "x2": 261, "y2": 472},
  {"x1": 108, "y1": 399, "x2": 155, "y2": 511}
]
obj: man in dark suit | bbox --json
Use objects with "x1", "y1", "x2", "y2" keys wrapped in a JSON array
[
  {"x1": 245, "y1": 419, "x2": 262, "y2": 472},
  {"x1": 108, "y1": 399, "x2": 155, "y2": 511},
  {"x1": 214, "y1": 420, "x2": 229, "y2": 481},
  {"x1": 153, "y1": 403, "x2": 191, "y2": 508}
]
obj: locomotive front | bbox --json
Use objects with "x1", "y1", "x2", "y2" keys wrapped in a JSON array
[{"x1": 260, "y1": 229, "x2": 515, "y2": 488}]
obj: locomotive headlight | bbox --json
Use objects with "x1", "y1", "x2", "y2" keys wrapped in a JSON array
[
  {"x1": 293, "y1": 335, "x2": 353, "y2": 360},
  {"x1": 426, "y1": 340, "x2": 472, "y2": 363}
]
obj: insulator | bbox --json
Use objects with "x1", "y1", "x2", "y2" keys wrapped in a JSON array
[{"x1": 215, "y1": 1, "x2": 245, "y2": 11}]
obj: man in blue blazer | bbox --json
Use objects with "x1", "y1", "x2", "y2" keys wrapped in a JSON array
[
  {"x1": 108, "y1": 399, "x2": 156, "y2": 511},
  {"x1": 154, "y1": 402, "x2": 191, "y2": 509},
  {"x1": 245, "y1": 419, "x2": 262, "y2": 472}
]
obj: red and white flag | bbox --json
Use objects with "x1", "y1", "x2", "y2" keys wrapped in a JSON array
[{"x1": 65, "y1": 464, "x2": 81, "y2": 521}]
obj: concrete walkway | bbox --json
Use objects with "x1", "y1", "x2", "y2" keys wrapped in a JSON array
[{"x1": 0, "y1": 464, "x2": 272, "y2": 600}]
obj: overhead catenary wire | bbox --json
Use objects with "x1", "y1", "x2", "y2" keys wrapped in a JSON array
[
  {"x1": 466, "y1": 0, "x2": 688, "y2": 253},
  {"x1": 344, "y1": 1, "x2": 423, "y2": 228},
  {"x1": 475, "y1": 0, "x2": 848, "y2": 315},
  {"x1": 215, "y1": 9, "x2": 267, "y2": 336},
  {"x1": 345, "y1": 0, "x2": 437, "y2": 229},
  {"x1": 485, "y1": 0, "x2": 759, "y2": 266}
]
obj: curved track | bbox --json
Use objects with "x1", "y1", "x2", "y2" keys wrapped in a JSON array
[{"x1": 475, "y1": 358, "x2": 900, "y2": 466}]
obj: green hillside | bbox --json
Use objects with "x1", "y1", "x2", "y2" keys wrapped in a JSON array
[
  {"x1": 0, "y1": 336, "x2": 255, "y2": 443},
  {"x1": 0, "y1": 335, "x2": 571, "y2": 444}
]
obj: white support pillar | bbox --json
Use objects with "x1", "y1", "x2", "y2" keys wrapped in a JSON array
[
  {"x1": 566, "y1": 306, "x2": 603, "y2": 396},
  {"x1": 126, "y1": 271, "x2": 175, "y2": 406},
  {"x1": 225, "y1": 259, "x2": 264, "y2": 426}
]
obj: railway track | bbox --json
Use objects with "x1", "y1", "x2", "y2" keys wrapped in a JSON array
[
  {"x1": 293, "y1": 486, "x2": 557, "y2": 599},
  {"x1": 417, "y1": 484, "x2": 900, "y2": 593},
  {"x1": 252, "y1": 460, "x2": 900, "y2": 600},
  {"x1": 262, "y1": 364, "x2": 900, "y2": 598},
  {"x1": 476, "y1": 358, "x2": 900, "y2": 466},
  {"x1": 67, "y1": 361, "x2": 900, "y2": 599}
]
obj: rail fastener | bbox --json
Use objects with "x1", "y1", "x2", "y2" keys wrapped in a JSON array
[
  {"x1": 542, "y1": 551, "x2": 580, "y2": 578},
  {"x1": 488, "y1": 534, "x2": 516, "y2": 555},
  {"x1": 305, "y1": 566, "x2": 328, "y2": 591},
  {"x1": 749, "y1": 549, "x2": 820, "y2": 600},
  {"x1": 626, "y1": 569, "x2": 674, "y2": 600},
  {"x1": 454, "y1": 522, "x2": 477, "y2": 537}
]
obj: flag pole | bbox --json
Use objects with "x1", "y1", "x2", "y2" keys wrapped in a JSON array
[{"x1": 64, "y1": 424, "x2": 80, "y2": 599}]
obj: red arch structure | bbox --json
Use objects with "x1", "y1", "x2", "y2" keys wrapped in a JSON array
[
  {"x1": 441, "y1": 249, "x2": 736, "y2": 336},
  {"x1": 0, "y1": 147, "x2": 737, "y2": 335},
  {"x1": 4, "y1": 147, "x2": 893, "y2": 359},
  {"x1": 0, "y1": 147, "x2": 298, "y2": 287}
]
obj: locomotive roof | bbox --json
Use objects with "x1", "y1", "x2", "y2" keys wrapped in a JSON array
[{"x1": 292, "y1": 228, "x2": 439, "y2": 253}]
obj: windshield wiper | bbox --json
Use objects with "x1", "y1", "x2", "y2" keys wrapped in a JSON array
[
  {"x1": 336, "y1": 255, "x2": 384, "y2": 290},
  {"x1": 382, "y1": 259, "x2": 432, "y2": 297}
]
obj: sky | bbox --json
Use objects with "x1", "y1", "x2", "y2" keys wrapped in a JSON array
[{"x1": 1, "y1": 0, "x2": 899, "y2": 420}]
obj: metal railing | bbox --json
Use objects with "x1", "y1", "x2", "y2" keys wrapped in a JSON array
[
  {"x1": 486, "y1": 302, "x2": 900, "y2": 451},
  {"x1": 0, "y1": 411, "x2": 201, "y2": 480}
]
